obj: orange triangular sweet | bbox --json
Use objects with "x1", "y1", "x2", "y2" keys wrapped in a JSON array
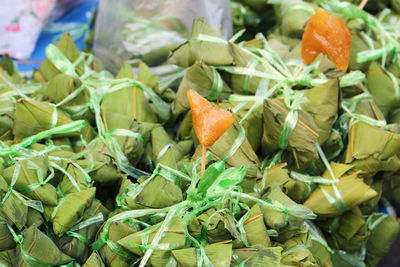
[
  {"x1": 302, "y1": 8, "x2": 352, "y2": 72},
  {"x1": 187, "y1": 89, "x2": 235, "y2": 147}
]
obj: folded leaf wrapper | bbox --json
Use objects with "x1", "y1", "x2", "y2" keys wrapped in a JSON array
[
  {"x1": 301, "y1": 79, "x2": 340, "y2": 144},
  {"x1": 219, "y1": 101, "x2": 263, "y2": 152},
  {"x1": 17, "y1": 226, "x2": 73, "y2": 266},
  {"x1": 367, "y1": 61, "x2": 400, "y2": 117},
  {"x1": 101, "y1": 62, "x2": 158, "y2": 123},
  {"x1": 188, "y1": 208, "x2": 232, "y2": 244},
  {"x1": 172, "y1": 243, "x2": 232, "y2": 267},
  {"x1": 52, "y1": 188, "x2": 96, "y2": 236},
  {"x1": 99, "y1": 221, "x2": 136, "y2": 267},
  {"x1": 193, "y1": 123, "x2": 261, "y2": 178},
  {"x1": 169, "y1": 18, "x2": 233, "y2": 68},
  {"x1": 366, "y1": 214, "x2": 400, "y2": 267},
  {"x1": 118, "y1": 217, "x2": 185, "y2": 267},
  {"x1": 13, "y1": 99, "x2": 78, "y2": 139},
  {"x1": 242, "y1": 247, "x2": 282, "y2": 267},
  {"x1": 83, "y1": 251, "x2": 106, "y2": 267},
  {"x1": 59, "y1": 199, "x2": 108, "y2": 263},
  {"x1": 228, "y1": 43, "x2": 266, "y2": 94},
  {"x1": 243, "y1": 204, "x2": 271, "y2": 247},
  {"x1": 34, "y1": 34, "x2": 82, "y2": 82},
  {"x1": 2, "y1": 157, "x2": 58, "y2": 206},
  {"x1": 151, "y1": 126, "x2": 192, "y2": 169},
  {"x1": 261, "y1": 185, "x2": 307, "y2": 229},
  {"x1": 262, "y1": 98, "x2": 320, "y2": 168},
  {"x1": 344, "y1": 122, "x2": 400, "y2": 175},
  {"x1": 172, "y1": 62, "x2": 232, "y2": 117},
  {"x1": 0, "y1": 221, "x2": 15, "y2": 251},
  {"x1": 0, "y1": 174, "x2": 28, "y2": 229},
  {"x1": 304, "y1": 163, "x2": 377, "y2": 217},
  {"x1": 0, "y1": 249, "x2": 17, "y2": 266}
]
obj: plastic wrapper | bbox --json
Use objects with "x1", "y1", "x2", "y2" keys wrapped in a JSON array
[{"x1": 94, "y1": 0, "x2": 232, "y2": 71}]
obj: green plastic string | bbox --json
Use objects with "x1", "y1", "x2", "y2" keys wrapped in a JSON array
[
  {"x1": 305, "y1": 220, "x2": 334, "y2": 254},
  {"x1": 139, "y1": 205, "x2": 182, "y2": 267},
  {"x1": 316, "y1": 144, "x2": 347, "y2": 212},
  {"x1": 278, "y1": 89, "x2": 304, "y2": 150},
  {"x1": 207, "y1": 67, "x2": 224, "y2": 101},
  {"x1": 242, "y1": 59, "x2": 260, "y2": 94},
  {"x1": 200, "y1": 208, "x2": 229, "y2": 244},
  {"x1": 341, "y1": 102, "x2": 386, "y2": 127},
  {"x1": 230, "y1": 191, "x2": 316, "y2": 220},
  {"x1": 222, "y1": 125, "x2": 246, "y2": 162},
  {"x1": 50, "y1": 161, "x2": 81, "y2": 192},
  {"x1": 290, "y1": 172, "x2": 339, "y2": 185},
  {"x1": 156, "y1": 144, "x2": 174, "y2": 160},
  {"x1": 6, "y1": 224, "x2": 71, "y2": 267},
  {"x1": 0, "y1": 120, "x2": 86, "y2": 157},
  {"x1": 0, "y1": 160, "x2": 43, "y2": 212},
  {"x1": 45, "y1": 44, "x2": 77, "y2": 77},
  {"x1": 0, "y1": 162, "x2": 20, "y2": 207},
  {"x1": 19, "y1": 165, "x2": 55, "y2": 195},
  {"x1": 190, "y1": 34, "x2": 228, "y2": 45},
  {"x1": 66, "y1": 213, "x2": 105, "y2": 245}
]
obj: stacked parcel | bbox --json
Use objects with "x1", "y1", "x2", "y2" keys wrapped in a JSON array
[{"x1": 0, "y1": 0, "x2": 400, "y2": 266}]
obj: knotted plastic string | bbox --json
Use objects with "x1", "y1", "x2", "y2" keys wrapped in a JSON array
[
  {"x1": 0, "y1": 162, "x2": 44, "y2": 212},
  {"x1": 50, "y1": 161, "x2": 81, "y2": 192},
  {"x1": 19, "y1": 164, "x2": 55, "y2": 195},
  {"x1": 46, "y1": 42, "x2": 169, "y2": 129},
  {"x1": 278, "y1": 88, "x2": 304, "y2": 150},
  {"x1": 66, "y1": 213, "x2": 105, "y2": 245},
  {"x1": 6, "y1": 224, "x2": 78, "y2": 267},
  {"x1": 0, "y1": 163, "x2": 20, "y2": 208},
  {"x1": 80, "y1": 86, "x2": 148, "y2": 179}
]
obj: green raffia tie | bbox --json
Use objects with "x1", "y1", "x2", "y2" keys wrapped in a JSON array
[
  {"x1": 278, "y1": 89, "x2": 304, "y2": 150},
  {"x1": 7, "y1": 224, "x2": 76, "y2": 267},
  {"x1": 207, "y1": 67, "x2": 224, "y2": 100}
]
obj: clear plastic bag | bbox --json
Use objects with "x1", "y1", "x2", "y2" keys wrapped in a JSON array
[{"x1": 93, "y1": 0, "x2": 232, "y2": 71}]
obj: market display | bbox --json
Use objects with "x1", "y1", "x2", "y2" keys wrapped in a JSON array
[{"x1": 0, "y1": 0, "x2": 400, "y2": 266}]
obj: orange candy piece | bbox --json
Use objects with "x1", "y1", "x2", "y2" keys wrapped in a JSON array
[
  {"x1": 187, "y1": 89, "x2": 235, "y2": 147},
  {"x1": 302, "y1": 8, "x2": 352, "y2": 72}
]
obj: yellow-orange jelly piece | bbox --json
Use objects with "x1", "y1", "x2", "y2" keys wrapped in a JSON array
[
  {"x1": 187, "y1": 89, "x2": 235, "y2": 147},
  {"x1": 302, "y1": 8, "x2": 352, "y2": 72}
]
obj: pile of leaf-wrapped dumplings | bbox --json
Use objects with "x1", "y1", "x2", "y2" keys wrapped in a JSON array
[{"x1": 1, "y1": 0, "x2": 400, "y2": 266}]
